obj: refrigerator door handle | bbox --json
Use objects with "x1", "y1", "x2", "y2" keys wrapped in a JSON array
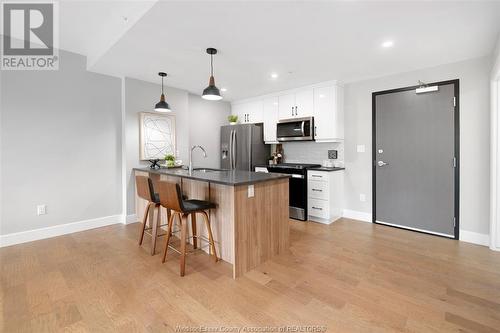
[
  {"x1": 232, "y1": 130, "x2": 237, "y2": 170},
  {"x1": 228, "y1": 129, "x2": 233, "y2": 170},
  {"x1": 248, "y1": 128, "x2": 252, "y2": 171}
]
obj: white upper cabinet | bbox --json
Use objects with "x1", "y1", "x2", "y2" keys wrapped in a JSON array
[
  {"x1": 232, "y1": 100, "x2": 263, "y2": 124},
  {"x1": 278, "y1": 90, "x2": 313, "y2": 120},
  {"x1": 294, "y1": 89, "x2": 314, "y2": 118},
  {"x1": 278, "y1": 94, "x2": 295, "y2": 120},
  {"x1": 263, "y1": 97, "x2": 279, "y2": 143},
  {"x1": 246, "y1": 100, "x2": 264, "y2": 123},
  {"x1": 313, "y1": 85, "x2": 344, "y2": 142}
]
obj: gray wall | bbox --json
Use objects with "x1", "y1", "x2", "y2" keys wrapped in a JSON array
[
  {"x1": 0, "y1": 50, "x2": 122, "y2": 234},
  {"x1": 124, "y1": 77, "x2": 189, "y2": 216},
  {"x1": 344, "y1": 56, "x2": 492, "y2": 235},
  {"x1": 124, "y1": 78, "x2": 230, "y2": 216},
  {"x1": 188, "y1": 93, "x2": 231, "y2": 168},
  {"x1": 492, "y1": 34, "x2": 500, "y2": 79}
]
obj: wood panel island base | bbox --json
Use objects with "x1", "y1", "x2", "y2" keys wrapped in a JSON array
[{"x1": 134, "y1": 168, "x2": 290, "y2": 278}]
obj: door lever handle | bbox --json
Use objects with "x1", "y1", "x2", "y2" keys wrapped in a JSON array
[{"x1": 377, "y1": 161, "x2": 388, "y2": 167}]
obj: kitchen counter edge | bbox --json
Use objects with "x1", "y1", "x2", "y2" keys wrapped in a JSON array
[{"x1": 133, "y1": 167, "x2": 291, "y2": 186}]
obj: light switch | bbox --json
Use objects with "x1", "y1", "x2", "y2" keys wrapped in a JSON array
[
  {"x1": 248, "y1": 185, "x2": 254, "y2": 198},
  {"x1": 357, "y1": 145, "x2": 365, "y2": 153},
  {"x1": 37, "y1": 204, "x2": 47, "y2": 215},
  {"x1": 359, "y1": 194, "x2": 366, "y2": 202}
]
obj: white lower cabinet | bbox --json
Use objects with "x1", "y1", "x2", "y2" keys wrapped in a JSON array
[{"x1": 307, "y1": 170, "x2": 344, "y2": 224}]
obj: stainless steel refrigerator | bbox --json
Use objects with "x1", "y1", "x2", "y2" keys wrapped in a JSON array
[{"x1": 220, "y1": 123, "x2": 270, "y2": 171}]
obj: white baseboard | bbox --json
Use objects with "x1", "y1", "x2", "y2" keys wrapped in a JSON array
[
  {"x1": 0, "y1": 214, "x2": 123, "y2": 248},
  {"x1": 343, "y1": 209, "x2": 372, "y2": 222},
  {"x1": 459, "y1": 230, "x2": 490, "y2": 247},
  {"x1": 341, "y1": 211, "x2": 490, "y2": 248},
  {"x1": 126, "y1": 214, "x2": 139, "y2": 224}
]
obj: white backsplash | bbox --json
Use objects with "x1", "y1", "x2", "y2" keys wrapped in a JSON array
[{"x1": 280, "y1": 141, "x2": 344, "y2": 166}]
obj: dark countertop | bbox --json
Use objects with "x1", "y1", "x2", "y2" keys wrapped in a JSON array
[
  {"x1": 254, "y1": 164, "x2": 345, "y2": 172},
  {"x1": 133, "y1": 167, "x2": 290, "y2": 186},
  {"x1": 308, "y1": 167, "x2": 346, "y2": 172}
]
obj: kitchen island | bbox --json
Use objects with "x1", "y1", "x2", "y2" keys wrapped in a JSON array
[{"x1": 133, "y1": 167, "x2": 290, "y2": 278}]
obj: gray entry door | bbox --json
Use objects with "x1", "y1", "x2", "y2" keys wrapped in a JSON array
[{"x1": 374, "y1": 83, "x2": 457, "y2": 238}]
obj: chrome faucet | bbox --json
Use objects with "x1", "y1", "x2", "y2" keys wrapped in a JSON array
[{"x1": 189, "y1": 145, "x2": 207, "y2": 175}]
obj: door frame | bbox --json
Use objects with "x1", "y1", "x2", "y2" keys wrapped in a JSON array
[{"x1": 371, "y1": 79, "x2": 460, "y2": 240}]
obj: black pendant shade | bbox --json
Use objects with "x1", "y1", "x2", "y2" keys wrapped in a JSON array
[
  {"x1": 155, "y1": 72, "x2": 171, "y2": 112},
  {"x1": 202, "y1": 48, "x2": 223, "y2": 101}
]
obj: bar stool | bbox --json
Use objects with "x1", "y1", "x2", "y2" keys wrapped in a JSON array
[
  {"x1": 136, "y1": 175, "x2": 167, "y2": 255},
  {"x1": 157, "y1": 181, "x2": 218, "y2": 276}
]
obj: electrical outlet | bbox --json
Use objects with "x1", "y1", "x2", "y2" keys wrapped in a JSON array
[
  {"x1": 248, "y1": 185, "x2": 254, "y2": 198},
  {"x1": 357, "y1": 145, "x2": 365, "y2": 153},
  {"x1": 328, "y1": 150, "x2": 338, "y2": 159},
  {"x1": 37, "y1": 204, "x2": 47, "y2": 215},
  {"x1": 359, "y1": 194, "x2": 366, "y2": 202}
]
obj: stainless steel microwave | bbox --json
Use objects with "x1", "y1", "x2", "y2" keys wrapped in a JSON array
[{"x1": 277, "y1": 117, "x2": 314, "y2": 142}]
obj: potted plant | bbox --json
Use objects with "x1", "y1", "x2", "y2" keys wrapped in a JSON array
[
  {"x1": 228, "y1": 115, "x2": 238, "y2": 125},
  {"x1": 164, "y1": 154, "x2": 176, "y2": 167}
]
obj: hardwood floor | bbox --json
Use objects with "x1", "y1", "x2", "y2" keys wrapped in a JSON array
[{"x1": 2, "y1": 218, "x2": 500, "y2": 332}]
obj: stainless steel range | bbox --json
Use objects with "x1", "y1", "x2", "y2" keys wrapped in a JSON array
[{"x1": 266, "y1": 163, "x2": 321, "y2": 221}]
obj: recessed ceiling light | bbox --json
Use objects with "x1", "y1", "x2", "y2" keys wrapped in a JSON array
[
  {"x1": 270, "y1": 73, "x2": 278, "y2": 79},
  {"x1": 221, "y1": 88, "x2": 227, "y2": 92},
  {"x1": 382, "y1": 40, "x2": 394, "y2": 48}
]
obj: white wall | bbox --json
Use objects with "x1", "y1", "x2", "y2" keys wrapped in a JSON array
[
  {"x1": 124, "y1": 78, "x2": 230, "y2": 217},
  {"x1": 344, "y1": 56, "x2": 492, "y2": 236},
  {"x1": 0, "y1": 50, "x2": 122, "y2": 235}
]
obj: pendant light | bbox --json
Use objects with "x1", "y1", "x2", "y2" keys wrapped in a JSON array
[
  {"x1": 202, "y1": 48, "x2": 223, "y2": 101},
  {"x1": 154, "y1": 72, "x2": 171, "y2": 112}
]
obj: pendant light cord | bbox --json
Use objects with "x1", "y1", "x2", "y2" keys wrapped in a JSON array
[
  {"x1": 210, "y1": 54, "x2": 214, "y2": 76},
  {"x1": 161, "y1": 76, "x2": 164, "y2": 94}
]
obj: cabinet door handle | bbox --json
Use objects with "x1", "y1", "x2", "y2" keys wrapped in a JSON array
[
  {"x1": 291, "y1": 107, "x2": 293, "y2": 116},
  {"x1": 315, "y1": 126, "x2": 317, "y2": 137},
  {"x1": 295, "y1": 106, "x2": 298, "y2": 116},
  {"x1": 312, "y1": 189, "x2": 322, "y2": 192},
  {"x1": 312, "y1": 206, "x2": 323, "y2": 210},
  {"x1": 311, "y1": 175, "x2": 323, "y2": 178}
]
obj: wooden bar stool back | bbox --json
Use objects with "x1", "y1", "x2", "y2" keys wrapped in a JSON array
[
  {"x1": 136, "y1": 175, "x2": 167, "y2": 255},
  {"x1": 157, "y1": 181, "x2": 218, "y2": 276}
]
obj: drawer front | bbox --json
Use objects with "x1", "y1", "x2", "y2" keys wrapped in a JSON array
[
  {"x1": 308, "y1": 180, "x2": 329, "y2": 200},
  {"x1": 308, "y1": 198, "x2": 329, "y2": 219},
  {"x1": 308, "y1": 170, "x2": 328, "y2": 182}
]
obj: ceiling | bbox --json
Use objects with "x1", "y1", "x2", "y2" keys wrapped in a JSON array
[{"x1": 59, "y1": 1, "x2": 500, "y2": 101}]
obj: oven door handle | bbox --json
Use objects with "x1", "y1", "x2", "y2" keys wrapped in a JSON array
[
  {"x1": 301, "y1": 121, "x2": 305, "y2": 136},
  {"x1": 291, "y1": 174, "x2": 304, "y2": 179}
]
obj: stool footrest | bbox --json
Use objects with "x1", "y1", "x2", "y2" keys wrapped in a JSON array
[{"x1": 166, "y1": 243, "x2": 213, "y2": 256}]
